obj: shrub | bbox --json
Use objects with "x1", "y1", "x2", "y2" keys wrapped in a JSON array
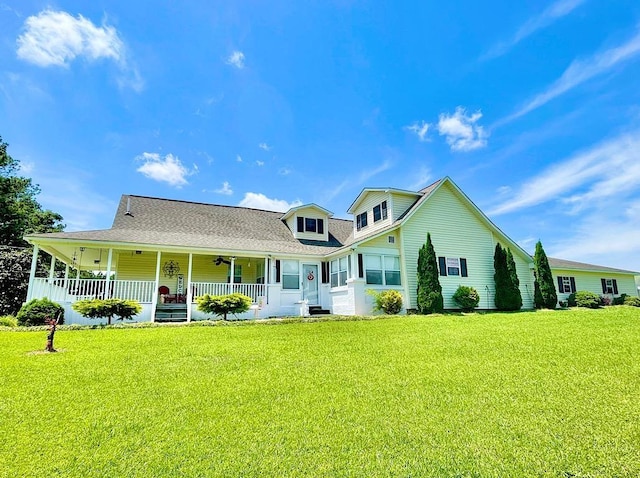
[
  {"x1": 416, "y1": 233, "x2": 444, "y2": 314},
  {"x1": 567, "y1": 293, "x2": 577, "y2": 307},
  {"x1": 72, "y1": 298, "x2": 142, "y2": 325},
  {"x1": 0, "y1": 315, "x2": 18, "y2": 327},
  {"x1": 574, "y1": 291, "x2": 600, "y2": 309},
  {"x1": 612, "y1": 294, "x2": 628, "y2": 306},
  {"x1": 16, "y1": 298, "x2": 64, "y2": 326},
  {"x1": 196, "y1": 293, "x2": 252, "y2": 320},
  {"x1": 624, "y1": 296, "x2": 640, "y2": 307},
  {"x1": 600, "y1": 296, "x2": 612, "y2": 306},
  {"x1": 452, "y1": 286, "x2": 480, "y2": 312},
  {"x1": 368, "y1": 289, "x2": 403, "y2": 315}
]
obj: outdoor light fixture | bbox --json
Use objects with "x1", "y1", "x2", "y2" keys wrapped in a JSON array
[{"x1": 162, "y1": 260, "x2": 181, "y2": 278}]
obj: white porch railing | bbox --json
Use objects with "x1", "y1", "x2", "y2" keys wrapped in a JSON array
[
  {"x1": 31, "y1": 278, "x2": 267, "y2": 305},
  {"x1": 192, "y1": 282, "x2": 266, "y2": 303},
  {"x1": 31, "y1": 278, "x2": 156, "y2": 303}
]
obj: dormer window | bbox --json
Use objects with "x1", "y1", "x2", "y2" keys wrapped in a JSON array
[
  {"x1": 297, "y1": 216, "x2": 324, "y2": 234},
  {"x1": 356, "y1": 212, "x2": 368, "y2": 231},
  {"x1": 373, "y1": 201, "x2": 388, "y2": 222}
]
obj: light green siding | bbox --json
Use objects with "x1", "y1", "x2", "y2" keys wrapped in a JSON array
[
  {"x1": 400, "y1": 182, "x2": 535, "y2": 310},
  {"x1": 553, "y1": 269, "x2": 638, "y2": 302},
  {"x1": 390, "y1": 193, "x2": 418, "y2": 221}
]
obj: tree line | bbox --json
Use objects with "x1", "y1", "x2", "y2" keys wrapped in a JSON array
[{"x1": 0, "y1": 135, "x2": 65, "y2": 315}]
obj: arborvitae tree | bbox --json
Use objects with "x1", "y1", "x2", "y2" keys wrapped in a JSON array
[
  {"x1": 493, "y1": 243, "x2": 509, "y2": 310},
  {"x1": 533, "y1": 240, "x2": 557, "y2": 309},
  {"x1": 533, "y1": 271, "x2": 544, "y2": 309},
  {"x1": 417, "y1": 233, "x2": 443, "y2": 314},
  {"x1": 494, "y1": 243, "x2": 522, "y2": 311},
  {"x1": 506, "y1": 248, "x2": 523, "y2": 310}
]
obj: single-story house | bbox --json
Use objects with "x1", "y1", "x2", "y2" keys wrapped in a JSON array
[{"x1": 24, "y1": 177, "x2": 639, "y2": 324}]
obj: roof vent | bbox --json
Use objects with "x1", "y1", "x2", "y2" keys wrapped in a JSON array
[{"x1": 124, "y1": 197, "x2": 133, "y2": 217}]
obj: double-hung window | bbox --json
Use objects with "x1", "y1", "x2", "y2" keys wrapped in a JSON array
[
  {"x1": 601, "y1": 278, "x2": 618, "y2": 294},
  {"x1": 356, "y1": 212, "x2": 368, "y2": 231},
  {"x1": 364, "y1": 254, "x2": 401, "y2": 286},
  {"x1": 557, "y1": 276, "x2": 576, "y2": 293},
  {"x1": 373, "y1": 201, "x2": 388, "y2": 222},
  {"x1": 437, "y1": 257, "x2": 468, "y2": 277},
  {"x1": 330, "y1": 256, "x2": 349, "y2": 287},
  {"x1": 282, "y1": 260, "x2": 300, "y2": 289},
  {"x1": 228, "y1": 265, "x2": 242, "y2": 283}
]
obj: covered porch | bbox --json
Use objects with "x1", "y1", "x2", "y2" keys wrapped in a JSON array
[{"x1": 26, "y1": 242, "x2": 271, "y2": 323}]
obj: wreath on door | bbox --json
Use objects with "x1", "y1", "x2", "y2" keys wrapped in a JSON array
[{"x1": 307, "y1": 271, "x2": 315, "y2": 281}]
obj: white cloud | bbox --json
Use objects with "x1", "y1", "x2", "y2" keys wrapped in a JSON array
[
  {"x1": 18, "y1": 161, "x2": 35, "y2": 174},
  {"x1": 501, "y1": 27, "x2": 640, "y2": 124},
  {"x1": 490, "y1": 130, "x2": 640, "y2": 216},
  {"x1": 405, "y1": 121, "x2": 431, "y2": 142},
  {"x1": 236, "y1": 155, "x2": 243, "y2": 163},
  {"x1": 482, "y1": 0, "x2": 585, "y2": 60},
  {"x1": 437, "y1": 107, "x2": 488, "y2": 152},
  {"x1": 226, "y1": 50, "x2": 245, "y2": 69},
  {"x1": 238, "y1": 193, "x2": 302, "y2": 212},
  {"x1": 258, "y1": 142, "x2": 271, "y2": 151},
  {"x1": 279, "y1": 168, "x2": 292, "y2": 175},
  {"x1": 214, "y1": 181, "x2": 233, "y2": 195},
  {"x1": 256, "y1": 160, "x2": 264, "y2": 167},
  {"x1": 16, "y1": 9, "x2": 143, "y2": 91},
  {"x1": 135, "y1": 152, "x2": 191, "y2": 187}
]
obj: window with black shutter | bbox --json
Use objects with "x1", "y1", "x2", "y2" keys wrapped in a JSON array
[{"x1": 438, "y1": 256, "x2": 447, "y2": 276}]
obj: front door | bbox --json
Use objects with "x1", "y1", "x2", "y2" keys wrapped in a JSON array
[{"x1": 302, "y1": 264, "x2": 319, "y2": 305}]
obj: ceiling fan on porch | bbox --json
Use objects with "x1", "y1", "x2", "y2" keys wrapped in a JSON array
[{"x1": 214, "y1": 256, "x2": 231, "y2": 266}]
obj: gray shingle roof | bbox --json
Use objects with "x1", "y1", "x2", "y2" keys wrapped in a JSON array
[
  {"x1": 548, "y1": 257, "x2": 639, "y2": 275},
  {"x1": 28, "y1": 195, "x2": 354, "y2": 256}
]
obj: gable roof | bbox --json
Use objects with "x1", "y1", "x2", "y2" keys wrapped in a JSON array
[
  {"x1": 281, "y1": 203, "x2": 334, "y2": 221},
  {"x1": 548, "y1": 257, "x2": 639, "y2": 275},
  {"x1": 26, "y1": 195, "x2": 353, "y2": 256}
]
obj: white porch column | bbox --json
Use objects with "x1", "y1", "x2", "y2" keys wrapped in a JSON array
[
  {"x1": 186, "y1": 253, "x2": 193, "y2": 322},
  {"x1": 229, "y1": 256, "x2": 236, "y2": 295},
  {"x1": 26, "y1": 245, "x2": 39, "y2": 302},
  {"x1": 151, "y1": 251, "x2": 162, "y2": 323},
  {"x1": 264, "y1": 257, "x2": 269, "y2": 285},
  {"x1": 64, "y1": 264, "x2": 70, "y2": 302},
  {"x1": 105, "y1": 248, "x2": 113, "y2": 299},
  {"x1": 48, "y1": 254, "x2": 56, "y2": 281}
]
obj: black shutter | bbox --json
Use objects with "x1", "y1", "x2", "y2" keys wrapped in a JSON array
[
  {"x1": 358, "y1": 254, "x2": 364, "y2": 278},
  {"x1": 297, "y1": 217, "x2": 304, "y2": 233},
  {"x1": 275, "y1": 260, "x2": 281, "y2": 283},
  {"x1": 601, "y1": 278, "x2": 607, "y2": 294},
  {"x1": 438, "y1": 257, "x2": 447, "y2": 276},
  {"x1": 569, "y1": 277, "x2": 576, "y2": 293},
  {"x1": 318, "y1": 219, "x2": 324, "y2": 234},
  {"x1": 557, "y1": 277, "x2": 564, "y2": 293},
  {"x1": 613, "y1": 279, "x2": 618, "y2": 294},
  {"x1": 321, "y1": 262, "x2": 329, "y2": 283},
  {"x1": 460, "y1": 258, "x2": 468, "y2": 277}
]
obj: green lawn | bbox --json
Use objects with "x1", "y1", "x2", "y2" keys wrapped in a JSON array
[{"x1": 1, "y1": 308, "x2": 639, "y2": 477}]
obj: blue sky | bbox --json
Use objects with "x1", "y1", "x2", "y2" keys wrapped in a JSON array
[{"x1": 2, "y1": 0, "x2": 640, "y2": 272}]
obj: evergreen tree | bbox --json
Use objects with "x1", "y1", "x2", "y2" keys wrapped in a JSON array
[
  {"x1": 533, "y1": 271, "x2": 544, "y2": 309},
  {"x1": 506, "y1": 248, "x2": 523, "y2": 310},
  {"x1": 417, "y1": 233, "x2": 443, "y2": 314},
  {"x1": 493, "y1": 243, "x2": 509, "y2": 310},
  {"x1": 493, "y1": 243, "x2": 522, "y2": 311},
  {"x1": 533, "y1": 240, "x2": 557, "y2": 308}
]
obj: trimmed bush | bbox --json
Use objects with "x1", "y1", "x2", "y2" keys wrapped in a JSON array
[
  {"x1": 16, "y1": 298, "x2": 64, "y2": 326},
  {"x1": 72, "y1": 298, "x2": 142, "y2": 325},
  {"x1": 452, "y1": 286, "x2": 480, "y2": 312},
  {"x1": 612, "y1": 294, "x2": 628, "y2": 306},
  {"x1": 567, "y1": 293, "x2": 577, "y2": 307},
  {"x1": 368, "y1": 289, "x2": 403, "y2": 315},
  {"x1": 416, "y1": 233, "x2": 444, "y2": 314},
  {"x1": 0, "y1": 315, "x2": 18, "y2": 327},
  {"x1": 574, "y1": 291, "x2": 600, "y2": 309},
  {"x1": 196, "y1": 293, "x2": 252, "y2": 320},
  {"x1": 624, "y1": 296, "x2": 640, "y2": 307}
]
